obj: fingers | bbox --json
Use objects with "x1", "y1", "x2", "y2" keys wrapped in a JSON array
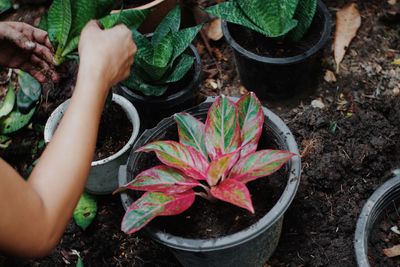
[
  {"x1": 30, "y1": 55, "x2": 59, "y2": 82},
  {"x1": 2, "y1": 24, "x2": 36, "y2": 51},
  {"x1": 20, "y1": 62, "x2": 46, "y2": 83},
  {"x1": 33, "y1": 43, "x2": 54, "y2": 65}
]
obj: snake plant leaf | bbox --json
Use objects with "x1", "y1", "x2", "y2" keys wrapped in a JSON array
[
  {"x1": 38, "y1": 12, "x2": 48, "y2": 31},
  {"x1": 288, "y1": 0, "x2": 317, "y2": 41},
  {"x1": 137, "y1": 141, "x2": 208, "y2": 181},
  {"x1": 16, "y1": 71, "x2": 41, "y2": 113},
  {"x1": 0, "y1": 108, "x2": 35, "y2": 135},
  {"x1": 205, "y1": 96, "x2": 241, "y2": 160},
  {"x1": 123, "y1": 165, "x2": 201, "y2": 194},
  {"x1": 61, "y1": 35, "x2": 80, "y2": 57},
  {"x1": 161, "y1": 54, "x2": 194, "y2": 83},
  {"x1": 152, "y1": 6, "x2": 181, "y2": 46},
  {"x1": 73, "y1": 192, "x2": 97, "y2": 230},
  {"x1": 122, "y1": 70, "x2": 168, "y2": 96},
  {"x1": 0, "y1": 84, "x2": 15, "y2": 118},
  {"x1": 151, "y1": 33, "x2": 174, "y2": 68},
  {"x1": 206, "y1": 2, "x2": 265, "y2": 36},
  {"x1": 230, "y1": 149, "x2": 295, "y2": 184},
  {"x1": 237, "y1": 92, "x2": 264, "y2": 158},
  {"x1": 121, "y1": 191, "x2": 195, "y2": 234},
  {"x1": 69, "y1": 0, "x2": 97, "y2": 39},
  {"x1": 48, "y1": 0, "x2": 72, "y2": 50},
  {"x1": 99, "y1": 9, "x2": 149, "y2": 29},
  {"x1": 0, "y1": 0, "x2": 12, "y2": 14},
  {"x1": 206, "y1": 152, "x2": 239, "y2": 186},
  {"x1": 170, "y1": 25, "x2": 202, "y2": 62},
  {"x1": 174, "y1": 112, "x2": 207, "y2": 158},
  {"x1": 210, "y1": 179, "x2": 254, "y2": 213}
]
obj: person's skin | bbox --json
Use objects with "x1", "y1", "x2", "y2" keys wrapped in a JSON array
[
  {"x1": 0, "y1": 20, "x2": 136, "y2": 257},
  {"x1": 0, "y1": 21, "x2": 58, "y2": 82}
]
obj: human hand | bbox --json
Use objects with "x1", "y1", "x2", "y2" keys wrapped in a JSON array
[
  {"x1": 0, "y1": 22, "x2": 59, "y2": 82},
  {"x1": 78, "y1": 21, "x2": 136, "y2": 90}
]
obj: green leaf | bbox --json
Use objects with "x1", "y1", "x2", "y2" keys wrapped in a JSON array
[
  {"x1": 288, "y1": 0, "x2": 317, "y2": 41},
  {"x1": 170, "y1": 25, "x2": 201, "y2": 63},
  {"x1": 96, "y1": 0, "x2": 114, "y2": 18},
  {"x1": 150, "y1": 33, "x2": 174, "y2": 68},
  {"x1": 61, "y1": 35, "x2": 80, "y2": 57},
  {"x1": 207, "y1": 152, "x2": 238, "y2": 186},
  {"x1": 237, "y1": 0, "x2": 299, "y2": 37},
  {"x1": 73, "y1": 192, "x2": 97, "y2": 230},
  {"x1": 69, "y1": 0, "x2": 97, "y2": 39},
  {"x1": 76, "y1": 256, "x2": 84, "y2": 267},
  {"x1": 161, "y1": 54, "x2": 194, "y2": 83},
  {"x1": 123, "y1": 69, "x2": 168, "y2": 96},
  {"x1": 48, "y1": 0, "x2": 72, "y2": 50},
  {"x1": 121, "y1": 191, "x2": 195, "y2": 234},
  {"x1": 100, "y1": 9, "x2": 149, "y2": 29},
  {"x1": 152, "y1": 6, "x2": 181, "y2": 46},
  {"x1": 38, "y1": 12, "x2": 48, "y2": 31},
  {"x1": 174, "y1": 112, "x2": 207, "y2": 158},
  {"x1": 0, "y1": 108, "x2": 35, "y2": 135},
  {"x1": 0, "y1": 84, "x2": 15, "y2": 118},
  {"x1": 0, "y1": 135, "x2": 10, "y2": 144},
  {"x1": 0, "y1": 0, "x2": 12, "y2": 14},
  {"x1": 16, "y1": 71, "x2": 41, "y2": 113}
]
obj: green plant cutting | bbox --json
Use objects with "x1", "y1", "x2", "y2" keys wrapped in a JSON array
[
  {"x1": 40, "y1": 0, "x2": 149, "y2": 65},
  {"x1": 0, "y1": 0, "x2": 12, "y2": 14},
  {"x1": 118, "y1": 92, "x2": 295, "y2": 234},
  {"x1": 122, "y1": 6, "x2": 202, "y2": 96},
  {"x1": 0, "y1": 71, "x2": 41, "y2": 146},
  {"x1": 206, "y1": 0, "x2": 317, "y2": 41}
]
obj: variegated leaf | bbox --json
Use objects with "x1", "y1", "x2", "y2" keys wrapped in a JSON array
[
  {"x1": 121, "y1": 191, "x2": 195, "y2": 234},
  {"x1": 210, "y1": 179, "x2": 254, "y2": 213},
  {"x1": 174, "y1": 112, "x2": 207, "y2": 158},
  {"x1": 230, "y1": 149, "x2": 295, "y2": 184},
  {"x1": 48, "y1": 0, "x2": 72, "y2": 49},
  {"x1": 137, "y1": 141, "x2": 208, "y2": 180},
  {"x1": 161, "y1": 54, "x2": 194, "y2": 83},
  {"x1": 205, "y1": 96, "x2": 241, "y2": 160},
  {"x1": 170, "y1": 25, "x2": 202, "y2": 63},
  {"x1": 124, "y1": 165, "x2": 200, "y2": 194},
  {"x1": 237, "y1": 92, "x2": 264, "y2": 158},
  {"x1": 152, "y1": 6, "x2": 181, "y2": 45},
  {"x1": 288, "y1": 0, "x2": 317, "y2": 41},
  {"x1": 206, "y1": 152, "x2": 239, "y2": 186}
]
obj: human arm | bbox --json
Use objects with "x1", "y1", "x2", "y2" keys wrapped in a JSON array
[{"x1": 0, "y1": 21, "x2": 136, "y2": 257}]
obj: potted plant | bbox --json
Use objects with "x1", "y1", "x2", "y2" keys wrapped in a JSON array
[
  {"x1": 117, "y1": 6, "x2": 203, "y2": 129},
  {"x1": 118, "y1": 93, "x2": 301, "y2": 266},
  {"x1": 206, "y1": 0, "x2": 331, "y2": 99}
]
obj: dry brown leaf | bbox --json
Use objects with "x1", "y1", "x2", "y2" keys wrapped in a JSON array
[
  {"x1": 383, "y1": 244, "x2": 400, "y2": 258},
  {"x1": 324, "y1": 70, "x2": 337, "y2": 83},
  {"x1": 334, "y1": 3, "x2": 361, "y2": 73},
  {"x1": 207, "y1": 19, "x2": 223, "y2": 41}
]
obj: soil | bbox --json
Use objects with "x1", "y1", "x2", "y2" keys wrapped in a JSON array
[
  {"x1": 1, "y1": 0, "x2": 400, "y2": 266},
  {"x1": 369, "y1": 200, "x2": 400, "y2": 267},
  {"x1": 94, "y1": 103, "x2": 132, "y2": 161}
]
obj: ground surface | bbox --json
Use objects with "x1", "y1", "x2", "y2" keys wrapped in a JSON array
[{"x1": 1, "y1": 0, "x2": 400, "y2": 266}]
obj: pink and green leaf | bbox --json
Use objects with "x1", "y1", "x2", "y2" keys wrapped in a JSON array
[
  {"x1": 205, "y1": 95, "x2": 241, "y2": 160},
  {"x1": 121, "y1": 191, "x2": 195, "y2": 234},
  {"x1": 237, "y1": 92, "x2": 264, "y2": 158},
  {"x1": 174, "y1": 112, "x2": 208, "y2": 158},
  {"x1": 206, "y1": 152, "x2": 239, "y2": 186},
  {"x1": 123, "y1": 165, "x2": 201, "y2": 194},
  {"x1": 229, "y1": 149, "x2": 295, "y2": 184},
  {"x1": 137, "y1": 141, "x2": 209, "y2": 180},
  {"x1": 210, "y1": 179, "x2": 254, "y2": 213}
]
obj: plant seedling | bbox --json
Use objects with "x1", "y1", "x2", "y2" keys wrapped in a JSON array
[
  {"x1": 122, "y1": 6, "x2": 202, "y2": 96},
  {"x1": 206, "y1": 0, "x2": 317, "y2": 42},
  {"x1": 119, "y1": 92, "x2": 295, "y2": 234}
]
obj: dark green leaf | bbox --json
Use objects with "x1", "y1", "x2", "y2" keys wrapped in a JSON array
[
  {"x1": 38, "y1": 12, "x2": 48, "y2": 31},
  {"x1": 123, "y1": 73, "x2": 168, "y2": 96},
  {"x1": 96, "y1": 0, "x2": 114, "y2": 18},
  {"x1": 150, "y1": 33, "x2": 173, "y2": 68},
  {"x1": 152, "y1": 6, "x2": 181, "y2": 45},
  {"x1": 0, "y1": 83, "x2": 15, "y2": 118},
  {"x1": 16, "y1": 71, "x2": 41, "y2": 113},
  {"x1": 48, "y1": 0, "x2": 72, "y2": 50},
  {"x1": 61, "y1": 35, "x2": 80, "y2": 57},
  {"x1": 0, "y1": 0, "x2": 12, "y2": 14},
  {"x1": 0, "y1": 108, "x2": 36, "y2": 135},
  {"x1": 73, "y1": 192, "x2": 97, "y2": 230},
  {"x1": 170, "y1": 25, "x2": 201, "y2": 62},
  {"x1": 100, "y1": 9, "x2": 149, "y2": 29},
  {"x1": 161, "y1": 54, "x2": 194, "y2": 83},
  {"x1": 288, "y1": 0, "x2": 317, "y2": 41},
  {"x1": 69, "y1": 0, "x2": 97, "y2": 39},
  {"x1": 0, "y1": 135, "x2": 10, "y2": 144}
]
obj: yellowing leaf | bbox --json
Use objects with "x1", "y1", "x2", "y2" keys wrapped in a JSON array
[
  {"x1": 334, "y1": 3, "x2": 361, "y2": 73},
  {"x1": 392, "y1": 58, "x2": 400, "y2": 65}
]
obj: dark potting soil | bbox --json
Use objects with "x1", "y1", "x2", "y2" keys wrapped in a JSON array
[
  {"x1": 94, "y1": 103, "x2": 132, "y2": 161},
  {"x1": 369, "y1": 200, "x2": 400, "y2": 267},
  {"x1": 228, "y1": 9, "x2": 325, "y2": 58}
]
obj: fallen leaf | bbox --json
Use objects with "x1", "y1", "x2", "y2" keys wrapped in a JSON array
[
  {"x1": 207, "y1": 19, "x2": 223, "y2": 41},
  {"x1": 393, "y1": 58, "x2": 400, "y2": 65},
  {"x1": 388, "y1": 0, "x2": 397, "y2": 5},
  {"x1": 334, "y1": 4, "x2": 361, "y2": 73},
  {"x1": 324, "y1": 70, "x2": 337, "y2": 83},
  {"x1": 391, "y1": 225, "x2": 400, "y2": 234},
  {"x1": 383, "y1": 244, "x2": 400, "y2": 258}
]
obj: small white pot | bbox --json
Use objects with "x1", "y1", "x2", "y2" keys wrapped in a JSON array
[{"x1": 44, "y1": 94, "x2": 140, "y2": 195}]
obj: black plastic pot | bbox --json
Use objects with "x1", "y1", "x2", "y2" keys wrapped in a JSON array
[
  {"x1": 118, "y1": 97, "x2": 301, "y2": 267},
  {"x1": 354, "y1": 174, "x2": 400, "y2": 267},
  {"x1": 117, "y1": 44, "x2": 202, "y2": 130},
  {"x1": 222, "y1": 0, "x2": 331, "y2": 100}
]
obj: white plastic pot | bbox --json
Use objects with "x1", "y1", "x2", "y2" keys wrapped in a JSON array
[{"x1": 44, "y1": 93, "x2": 140, "y2": 195}]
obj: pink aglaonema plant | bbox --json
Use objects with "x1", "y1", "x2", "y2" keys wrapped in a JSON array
[{"x1": 119, "y1": 92, "x2": 295, "y2": 234}]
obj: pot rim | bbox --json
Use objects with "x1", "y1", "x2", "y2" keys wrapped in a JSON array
[
  {"x1": 221, "y1": 0, "x2": 331, "y2": 65},
  {"x1": 44, "y1": 93, "x2": 140, "y2": 166},
  {"x1": 118, "y1": 43, "x2": 202, "y2": 105},
  {"x1": 354, "y1": 174, "x2": 400, "y2": 267},
  {"x1": 120, "y1": 96, "x2": 301, "y2": 252}
]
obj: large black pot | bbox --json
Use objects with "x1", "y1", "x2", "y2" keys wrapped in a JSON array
[
  {"x1": 222, "y1": 0, "x2": 331, "y2": 100},
  {"x1": 117, "y1": 44, "x2": 202, "y2": 130},
  {"x1": 354, "y1": 174, "x2": 400, "y2": 267},
  {"x1": 118, "y1": 97, "x2": 301, "y2": 267}
]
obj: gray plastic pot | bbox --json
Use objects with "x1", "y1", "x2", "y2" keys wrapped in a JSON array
[
  {"x1": 354, "y1": 174, "x2": 400, "y2": 267},
  {"x1": 44, "y1": 93, "x2": 140, "y2": 195},
  {"x1": 118, "y1": 97, "x2": 301, "y2": 267}
]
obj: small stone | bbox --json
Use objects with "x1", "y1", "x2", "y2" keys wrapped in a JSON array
[
  {"x1": 324, "y1": 70, "x2": 337, "y2": 83},
  {"x1": 311, "y1": 99, "x2": 325, "y2": 109},
  {"x1": 393, "y1": 87, "x2": 400, "y2": 96}
]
